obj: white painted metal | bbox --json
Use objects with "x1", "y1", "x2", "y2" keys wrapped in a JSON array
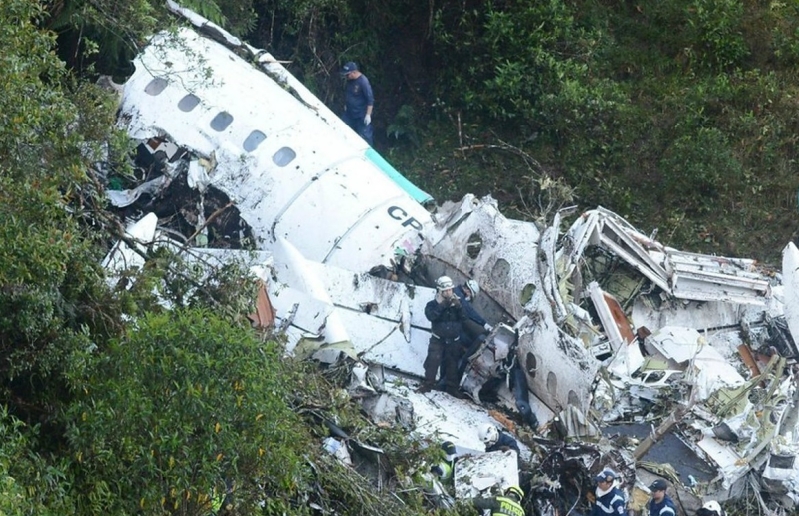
[
  {"x1": 781, "y1": 242, "x2": 799, "y2": 345},
  {"x1": 120, "y1": 29, "x2": 431, "y2": 272}
]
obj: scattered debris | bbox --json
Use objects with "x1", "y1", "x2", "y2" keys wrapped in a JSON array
[{"x1": 107, "y1": 4, "x2": 799, "y2": 514}]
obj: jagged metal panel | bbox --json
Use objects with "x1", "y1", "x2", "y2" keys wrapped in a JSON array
[
  {"x1": 304, "y1": 261, "x2": 431, "y2": 332},
  {"x1": 630, "y1": 296, "x2": 770, "y2": 333},
  {"x1": 101, "y1": 213, "x2": 159, "y2": 274},
  {"x1": 517, "y1": 314, "x2": 599, "y2": 415},
  {"x1": 597, "y1": 218, "x2": 671, "y2": 292},
  {"x1": 383, "y1": 378, "x2": 531, "y2": 458},
  {"x1": 423, "y1": 195, "x2": 541, "y2": 322},
  {"x1": 454, "y1": 450, "x2": 521, "y2": 499},
  {"x1": 589, "y1": 281, "x2": 630, "y2": 352},
  {"x1": 120, "y1": 28, "x2": 430, "y2": 272},
  {"x1": 556, "y1": 209, "x2": 602, "y2": 282},
  {"x1": 782, "y1": 242, "x2": 799, "y2": 347},
  {"x1": 671, "y1": 264, "x2": 770, "y2": 305},
  {"x1": 695, "y1": 434, "x2": 758, "y2": 495}
]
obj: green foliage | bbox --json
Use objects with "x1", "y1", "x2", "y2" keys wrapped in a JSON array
[
  {"x1": 658, "y1": 127, "x2": 743, "y2": 215},
  {"x1": 769, "y1": 3, "x2": 799, "y2": 66},
  {"x1": 686, "y1": 0, "x2": 748, "y2": 70},
  {"x1": 64, "y1": 309, "x2": 309, "y2": 514},
  {"x1": 0, "y1": 408, "x2": 75, "y2": 515},
  {"x1": 0, "y1": 0, "x2": 118, "y2": 421},
  {"x1": 387, "y1": 105, "x2": 421, "y2": 146}
]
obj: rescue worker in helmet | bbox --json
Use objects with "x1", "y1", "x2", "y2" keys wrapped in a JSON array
[
  {"x1": 696, "y1": 501, "x2": 724, "y2": 516},
  {"x1": 591, "y1": 469, "x2": 627, "y2": 516},
  {"x1": 472, "y1": 485, "x2": 525, "y2": 516},
  {"x1": 478, "y1": 423, "x2": 520, "y2": 455},
  {"x1": 417, "y1": 275, "x2": 468, "y2": 399},
  {"x1": 429, "y1": 441, "x2": 457, "y2": 482},
  {"x1": 454, "y1": 278, "x2": 493, "y2": 364},
  {"x1": 455, "y1": 278, "x2": 492, "y2": 336},
  {"x1": 435, "y1": 278, "x2": 493, "y2": 389}
]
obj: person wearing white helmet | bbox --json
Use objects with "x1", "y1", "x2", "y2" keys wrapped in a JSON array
[
  {"x1": 417, "y1": 275, "x2": 468, "y2": 398},
  {"x1": 591, "y1": 469, "x2": 627, "y2": 516},
  {"x1": 435, "y1": 278, "x2": 493, "y2": 388},
  {"x1": 454, "y1": 279, "x2": 493, "y2": 333},
  {"x1": 696, "y1": 501, "x2": 724, "y2": 516},
  {"x1": 478, "y1": 423, "x2": 520, "y2": 455}
]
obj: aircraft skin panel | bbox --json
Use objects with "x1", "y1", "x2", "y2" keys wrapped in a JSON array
[
  {"x1": 782, "y1": 242, "x2": 799, "y2": 345},
  {"x1": 121, "y1": 28, "x2": 432, "y2": 269},
  {"x1": 272, "y1": 158, "x2": 431, "y2": 267},
  {"x1": 123, "y1": 26, "x2": 431, "y2": 202},
  {"x1": 304, "y1": 261, "x2": 433, "y2": 331},
  {"x1": 365, "y1": 148, "x2": 433, "y2": 204},
  {"x1": 424, "y1": 196, "x2": 541, "y2": 321}
]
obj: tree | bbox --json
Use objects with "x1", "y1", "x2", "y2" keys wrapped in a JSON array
[{"x1": 64, "y1": 309, "x2": 309, "y2": 514}]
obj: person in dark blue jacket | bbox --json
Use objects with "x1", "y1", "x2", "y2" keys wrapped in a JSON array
[
  {"x1": 454, "y1": 279, "x2": 491, "y2": 331},
  {"x1": 591, "y1": 469, "x2": 627, "y2": 516},
  {"x1": 417, "y1": 276, "x2": 468, "y2": 399},
  {"x1": 478, "y1": 423, "x2": 520, "y2": 455},
  {"x1": 647, "y1": 479, "x2": 677, "y2": 516},
  {"x1": 339, "y1": 61, "x2": 374, "y2": 145}
]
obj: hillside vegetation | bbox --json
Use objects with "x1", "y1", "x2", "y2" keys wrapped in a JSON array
[
  {"x1": 1, "y1": 0, "x2": 798, "y2": 514},
  {"x1": 255, "y1": 0, "x2": 799, "y2": 263}
]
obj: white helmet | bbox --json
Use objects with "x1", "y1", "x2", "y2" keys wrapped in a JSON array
[
  {"x1": 465, "y1": 279, "x2": 480, "y2": 297},
  {"x1": 478, "y1": 423, "x2": 499, "y2": 446},
  {"x1": 702, "y1": 501, "x2": 722, "y2": 515},
  {"x1": 436, "y1": 276, "x2": 454, "y2": 291}
]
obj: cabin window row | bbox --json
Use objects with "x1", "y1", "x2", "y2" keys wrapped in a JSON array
[{"x1": 144, "y1": 77, "x2": 296, "y2": 166}]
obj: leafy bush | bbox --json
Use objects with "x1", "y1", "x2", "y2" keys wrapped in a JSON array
[
  {"x1": 64, "y1": 309, "x2": 309, "y2": 514},
  {"x1": 658, "y1": 127, "x2": 743, "y2": 215}
]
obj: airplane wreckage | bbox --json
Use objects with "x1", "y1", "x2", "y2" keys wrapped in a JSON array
[{"x1": 103, "y1": 2, "x2": 799, "y2": 514}]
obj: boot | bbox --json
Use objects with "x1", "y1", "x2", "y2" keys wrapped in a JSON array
[
  {"x1": 446, "y1": 387, "x2": 469, "y2": 400},
  {"x1": 416, "y1": 382, "x2": 434, "y2": 394}
]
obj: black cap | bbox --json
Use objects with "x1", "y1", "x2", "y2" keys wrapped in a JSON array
[
  {"x1": 649, "y1": 479, "x2": 668, "y2": 492},
  {"x1": 340, "y1": 62, "x2": 358, "y2": 76}
]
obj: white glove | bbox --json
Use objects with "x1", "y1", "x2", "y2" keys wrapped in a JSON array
[
  {"x1": 484, "y1": 323, "x2": 493, "y2": 332},
  {"x1": 364, "y1": 114, "x2": 371, "y2": 126}
]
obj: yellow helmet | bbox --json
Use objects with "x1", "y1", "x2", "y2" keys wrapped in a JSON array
[{"x1": 505, "y1": 485, "x2": 524, "y2": 501}]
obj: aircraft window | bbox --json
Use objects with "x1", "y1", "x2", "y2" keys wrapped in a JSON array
[
  {"x1": 273, "y1": 147, "x2": 296, "y2": 167},
  {"x1": 243, "y1": 130, "x2": 267, "y2": 152},
  {"x1": 178, "y1": 94, "x2": 201, "y2": 112},
  {"x1": 769, "y1": 454, "x2": 795, "y2": 469},
  {"x1": 546, "y1": 371, "x2": 558, "y2": 396},
  {"x1": 466, "y1": 232, "x2": 482, "y2": 259},
  {"x1": 144, "y1": 77, "x2": 168, "y2": 96},
  {"x1": 525, "y1": 353, "x2": 537, "y2": 378},
  {"x1": 490, "y1": 258, "x2": 510, "y2": 284},
  {"x1": 568, "y1": 390, "x2": 580, "y2": 407},
  {"x1": 210, "y1": 112, "x2": 234, "y2": 131},
  {"x1": 520, "y1": 283, "x2": 535, "y2": 306}
]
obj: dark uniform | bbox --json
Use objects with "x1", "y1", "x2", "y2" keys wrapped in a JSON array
[
  {"x1": 423, "y1": 295, "x2": 466, "y2": 396},
  {"x1": 453, "y1": 284, "x2": 489, "y2": 357},
  {"x1": 473, "y1": 495, "x2": 525, "y2": 516},
  {"x1": 342, "y1": 73, "x2": 374, "y2": 145},
  {"x1": 485, "y1": 430, "x2": 521, "y2": 455},
  {"x1": 591, "y1": 487, "x2": 626, "y2": 516},
  {"x1": 648, "y1": 494, "x2": 677, "y2": 516}
]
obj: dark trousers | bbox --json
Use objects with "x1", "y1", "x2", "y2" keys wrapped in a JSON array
[
  {"x1": 424, "y1": 336, "x2": 465, "y2": 391},
  {"x1": 342, "y1": 112, "x2": 374, "y2": 145}
]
